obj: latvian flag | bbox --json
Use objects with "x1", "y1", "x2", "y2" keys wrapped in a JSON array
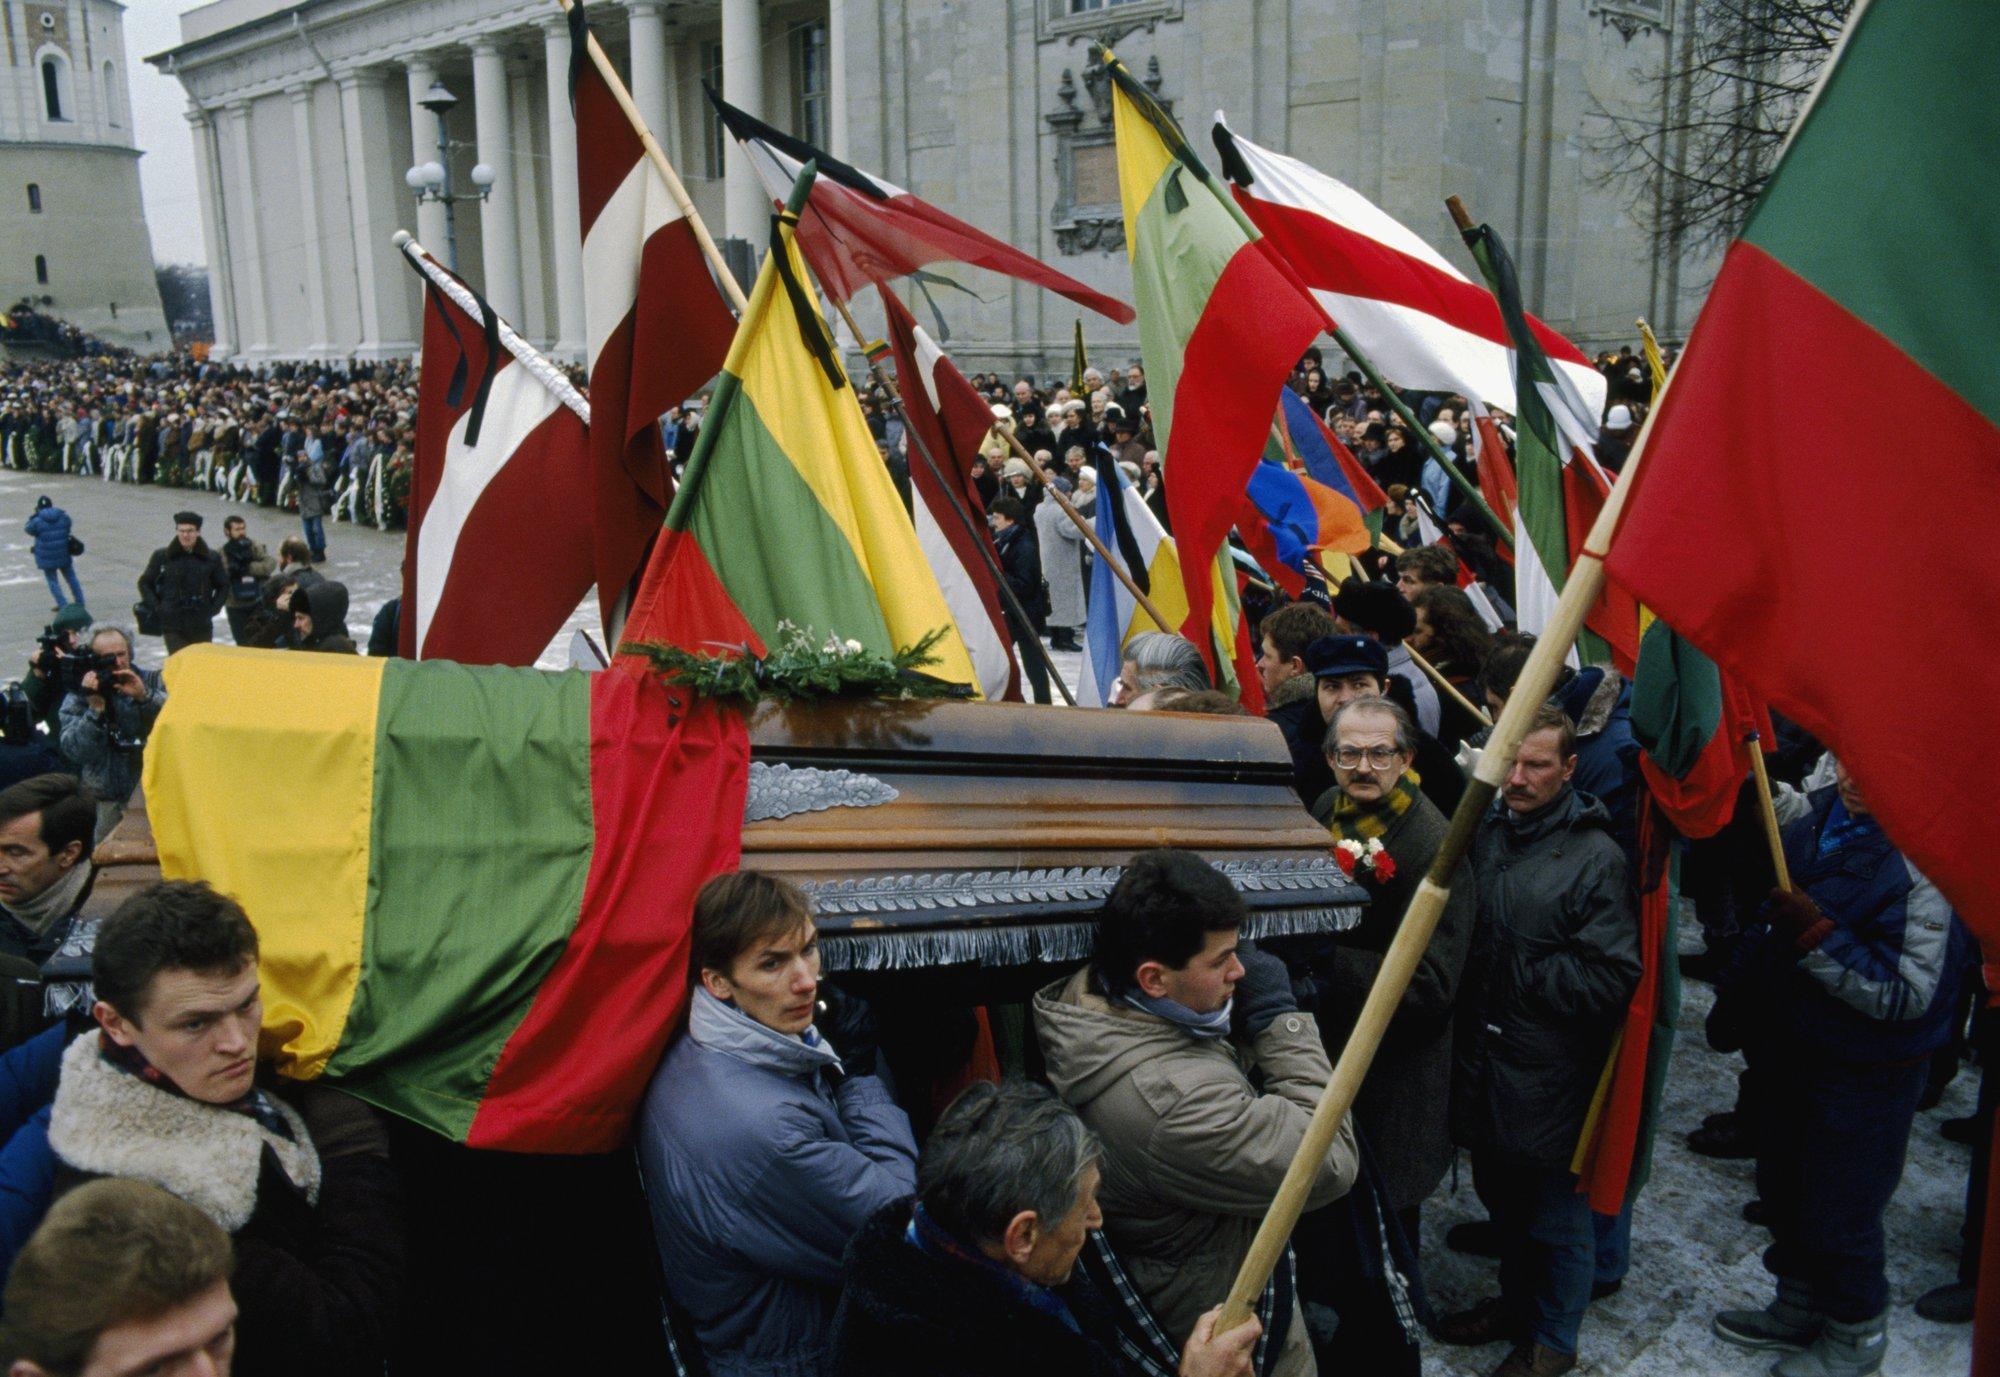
[
  {"x1": 398, "y1": 249, "x2": 594, "y2": 666},
  {"x1": 873, "y1": 291, "x2": 1019, "y2": 702},
  {"x1": 708, "y1": 91, "x2": 1133, "y2": 322},
  {"x1": 571, "y1": 2, "x2": 737, "y2": 633},
  {"x1": 1213, "y1": 119, "x2": 1605, "y2": 444}
]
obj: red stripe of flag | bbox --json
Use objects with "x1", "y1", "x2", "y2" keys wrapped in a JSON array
[
  {"x1": 400, "y1": 276, "x2": 595, "y2": 665},
  {"x1": 468, "y1": 676, "x2": 748, "y2": 1152}
]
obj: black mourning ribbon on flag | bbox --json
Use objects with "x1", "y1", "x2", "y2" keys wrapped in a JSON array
[
  {"x1": 566, "y1": 1, "x2": 588, "y2": 110},
  {"x1": 420, "y1": 274, "x2": 503, "y2": 449},
  {"x1": 772, "y1": 210, "x2": 847, "y2": 390}
]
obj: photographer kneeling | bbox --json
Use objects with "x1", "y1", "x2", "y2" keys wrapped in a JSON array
[{"x1": 55, "y1": 626, "x2": 163, "y2": 844}]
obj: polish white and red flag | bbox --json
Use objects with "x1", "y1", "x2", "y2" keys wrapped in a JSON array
[
  {"x1": 399, "y1": 246, "x2": 595, "y2": 665},
  {"x1": 571, "y1": 2, "x2": 738, "y2": 634},
  {"x1": 1212, "y1": 119, "x2": 1605, "y2": 444}
]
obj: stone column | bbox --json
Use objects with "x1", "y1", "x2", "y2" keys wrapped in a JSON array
[
  {"x1": 337, "y1": 68, "x2": 417, "y2": 358},
  {"x1": 222, "y1": 100, "x2": 271, "y2": 357},
  {"x1": 827, "y1": 0, "x2": 848, "y2": 159},
  {"x1": 627, "y1": 1, "x2": 671, "y2": 147},
  {"x1": 469, "y1": 37, "x2": 523, "y2": 323},
  {"x1": 402, "y1": 54, "x2": 450, "y2": 261},
  {"x1": 507, "y1": 60, "x2": 547, "y2": 343},
  {"x1": 540, "y1": 15, "x2": 585, "y2": 359},
  {"x1": 719, "y1": 0, "x2": 765, "y2": 250},
  {"x1": 286, "y1": 83, "x2": 334, "y2": 355},
  {"x1": 186, "y1": 108, "x2": 237, "y2": 359}
]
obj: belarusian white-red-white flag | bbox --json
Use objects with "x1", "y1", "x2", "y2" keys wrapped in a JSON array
[
  {"x1": 1213, "y1": 118, "x2": 1605, "y2": 445},
  {"x1": 399, "y1": 249, "x2": 594, "y2": 665},
  {"x1": 871, "y1": 291, "x2": 1019, "y2": 702},
  {"x1": 571, "y1": 1, "x2": 737, "y2": 634}
]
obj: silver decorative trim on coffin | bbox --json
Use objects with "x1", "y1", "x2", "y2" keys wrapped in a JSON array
[
  {"x1": 743, "y1": 761, "x2": 900, "y2": 823},
  {"x1": 805, "y1": 857, "x2": 1363, "y2": 972}
]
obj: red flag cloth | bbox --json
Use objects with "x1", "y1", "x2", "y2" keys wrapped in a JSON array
[
  {"x1": 400, "y1": 271, "x2": 594, "y2": 665},
  {"x1": 712, "y1": 93, "x2": 1134, "y2": 324},
  {"x1": 874, "y1": 293, "x2": 1020, "y2": 702},
  {"x1": 572, "y1": 3, "x2": 736, "y2": 633},
  {"x1": 469, "y1": 680, "x2": 748, "y2": 1152},
  {"x1": 1165, "y1": 239, "x2": 1328, "y2": 680},
  {"x1": 1604, "y1": 240, "x2": 2000, "y2": 959},
  {"x1": 1574, "y1": 793, "x2": 1669, "y2": 1213},
  {"x1": 1561, "y1": 452, "x2": 1641, "y2": 674},
  {"x1": 1470, "y1": 406, "x2": 1519, "y2": 540},
  {"x1": 1635, "y1": 675, "x2": 1772, "y2": 841}
]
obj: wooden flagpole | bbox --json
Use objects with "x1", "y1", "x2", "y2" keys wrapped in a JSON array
[
  {"x1": 1212, "y1": 290, "x2": 1675, "y2": 1337},
  {"x1": 551, "y1": 0, "x2": 749, "y2": 314},
  {"x1": 1405, "y1": 642, "x2": 1492, "y2": 729}
]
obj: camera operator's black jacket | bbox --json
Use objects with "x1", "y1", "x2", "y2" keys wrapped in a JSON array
[{"x1": 137, "y1": 539, "x2": 228, "y2": 640}]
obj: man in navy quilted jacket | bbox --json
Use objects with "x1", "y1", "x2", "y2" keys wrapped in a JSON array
[{"x1": 1713, "y1": 758, "x2": 1975, "y2": 1377}]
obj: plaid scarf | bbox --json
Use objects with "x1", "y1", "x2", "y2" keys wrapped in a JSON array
[
  {"x1": 1326, "y1": 769, "x2": 1423, "y2": 845},
  {"x1": 906, "y1": 1202, "x2": 1081, "y2": 1334},
  {"x1": 97, "y1": 1032, "x2": 296, "y2": 1143}
]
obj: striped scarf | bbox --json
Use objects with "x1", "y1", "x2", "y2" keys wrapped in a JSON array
[{"x1": 1326, "y1": 770, "x2": 1422, "y2": 845}]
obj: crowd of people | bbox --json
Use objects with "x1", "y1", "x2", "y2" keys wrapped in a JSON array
[
  {"x1": 0, "y1": 348, "x2": 423, "y2": 533},
  {"x1": 0, "y1": 333, "x2": 1980, "y2": 1377}
]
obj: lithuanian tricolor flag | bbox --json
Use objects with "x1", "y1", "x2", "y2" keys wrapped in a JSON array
[
  {"x1": 1104, "y1": 48, "x2": 1326, "y2": 708},
  {"x1": 141, "y1": 646, "x2": 749, "y2": 1154},
  {"x1": 617, "y1": 165, "x2": 976, "y2": 690}
]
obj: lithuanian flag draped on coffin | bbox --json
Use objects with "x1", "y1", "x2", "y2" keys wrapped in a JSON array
[
  {"x1": 141, "y1": 646, "x2": 750, "y2": 1154},
  {"x1": 616, "y1": 165, "x2": 976, "y2": 690},
  {"x1": 1104, "y1": 47, "x2": 1328, "y2": 708}
]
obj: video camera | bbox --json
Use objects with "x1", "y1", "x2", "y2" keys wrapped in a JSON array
[{"x1": 34, "y1": 630, "x2": 121, "y2": 699}]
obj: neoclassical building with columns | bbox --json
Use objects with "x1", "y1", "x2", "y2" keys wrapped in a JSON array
[{"x1": 153, "y1": 0, "x2": 1709, "y2": 368}]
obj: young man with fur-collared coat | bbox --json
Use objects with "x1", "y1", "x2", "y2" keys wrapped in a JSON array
[{"x1": 45, "y1": 881, "x2": 402, "y2": 1377}]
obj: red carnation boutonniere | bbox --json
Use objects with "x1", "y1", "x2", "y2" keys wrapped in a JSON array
[{"x1": 1333, "y1": 837, "x2": 1397, "y2": 884}]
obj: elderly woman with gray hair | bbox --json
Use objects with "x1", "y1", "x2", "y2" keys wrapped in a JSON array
[
  {"x1": 1113, "y1": 631, "x2": 1210, "y2": 707},
  {"x1": 831, "y1": 1079, "x2": 1260, "y2": 1377}
]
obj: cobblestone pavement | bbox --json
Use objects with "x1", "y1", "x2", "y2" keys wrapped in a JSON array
[{"x1": 0, "y1": 471, "x2": 1978, "y2": 1376}]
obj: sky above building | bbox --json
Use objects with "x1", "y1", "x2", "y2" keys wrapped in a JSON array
[{"x1": 127, "y1": 0, "x2": 208, "y2": 266}]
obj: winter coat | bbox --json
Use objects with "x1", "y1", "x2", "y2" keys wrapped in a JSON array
[
  {"x1": 47, "y1": 1037, "x2": 404, "y2": 1377},
  {"x1": 1309, "y1": 789, "x2": 1477, "y2": 1210},
  {"x1": 1035, "y1": 491, "x2": 1090, "y2": 629},
  {"x1": 636, "y1": 990, "x2": 918, "y2": 1377},
  {"x1": 993, "y1": 522, "x2": 1048, "y2": 625},
  {"x1": 296, "y1": 582, "x2": 357, "y2": 654},
  {"x1": 1453, "y1": 786, "x2": 1640, "y2": 1166},
  {"x1": 1266, "y1": 673, "x2": 1334, "y2": 806},
  {"x1": 138, "y1": 540, "x2": 228, "y2": 639},
  {"x1": 221, "y1": 535, "x2": 277, "y2": 608},
  {"x1": 1385, "y1": 644, "x2": 1441, "y2": 738},
  {"x1": 830, "y1": 1202, "x2": 1127, "y2": 1377},
  {"x1": 58, "y1": 666, "x2": 165, "y2": 807},
  {"x1": 24, "y1": 506, "x2": 72, "y2": 571},
  {"x1": 1034, "y1": 967, "x2": 1357, "y2": 1377},
  {"x1": 293, "y1": 445, "x2": 333, "y2": 518},
  {"x1": 1748, "y1": 787, "x2": 1976, "y2": 1065},
  {"x1": 0, "y1": 1024, "x2": 65, "y2": 1283}
]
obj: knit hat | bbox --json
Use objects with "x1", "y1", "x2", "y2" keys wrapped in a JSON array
[
  {"x1": 50, "y1": 603, "x2": 92, "y2": 635},
  {"x1": 1001, "y1": 457, "x2": 1033, "y2": 484},
  {"x1": 1604, "y1": 404, "x2": 1635, "y2": 430}
]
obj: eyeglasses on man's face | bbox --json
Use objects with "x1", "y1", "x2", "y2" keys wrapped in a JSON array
[{"x1": 1333, "y1": 745, "x2": 1405, "y2": 769}]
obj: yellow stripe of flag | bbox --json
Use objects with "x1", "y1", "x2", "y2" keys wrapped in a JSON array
[{"x1": 143, "y1": 645, "x2": 382, "y2": 1079}]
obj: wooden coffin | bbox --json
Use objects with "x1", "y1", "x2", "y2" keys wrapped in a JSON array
[{"x1": 64, "y1": 699, "x2": 1360, "y2": 1000}]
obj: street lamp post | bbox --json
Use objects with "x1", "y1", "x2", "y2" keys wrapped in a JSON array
[{"x1": 403, "y1": 80, "x2": 493, "y2": 272}]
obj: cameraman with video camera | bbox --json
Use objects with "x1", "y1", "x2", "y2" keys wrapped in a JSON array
[
  {"x1": 19, "y1": 606, "x2": 91, "y2": 740},
  {"x1": 55, "y1": 626, "x2": 163, "y2": 844}
]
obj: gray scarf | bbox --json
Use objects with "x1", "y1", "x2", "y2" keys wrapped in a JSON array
[
  {"x1": 686, "y1": 986, "x2": 844, "y2": 1078},
  {"x1": 2, "y1": 860, "x2": 90, "y2": 937},
  {"x1": 1121, "y1": 990, "x2": 1233, "y2": 1040}
]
